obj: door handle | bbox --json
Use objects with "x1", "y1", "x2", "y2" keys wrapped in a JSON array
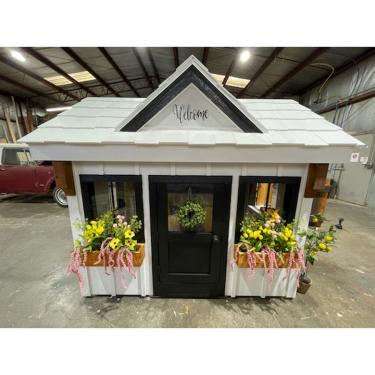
[{"x1": 213, "y1": 234, "x2": 220, "y2": 242}]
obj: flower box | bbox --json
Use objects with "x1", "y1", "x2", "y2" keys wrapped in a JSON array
[
  {"x1": 81, "y1": 243, "x2": 145, "y2": 267},
  {"x1": 232, "y1": 244, "x2": 304, "y2": 299},
  {"x1": 235, "y1": 251, "x2": 299, "y2": 269}
]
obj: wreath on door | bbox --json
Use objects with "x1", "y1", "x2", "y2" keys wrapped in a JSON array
[{"x1": 176, "y1": 200, "x2": 206, "y2": 231}]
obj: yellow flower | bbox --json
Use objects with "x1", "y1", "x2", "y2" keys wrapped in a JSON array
[
  {"x1": 319, "y1": 243, "x2": 326, "y2": 250},
  {"x1": 95, "y1": 225, "x2": 104, "y2": 235},
  {"x1": 327, "y1": 246, "x2": 332, "y2": 251},
  {"x1": 109, "y1": 238, "x2": 120, "y2": 250},
  {"x1": 125, "y1": 229, "x2": 135, "y2": 239},
  {"x1": 325, "y1": 235, "x2": 333, "y2": 242},
  {"x1": 243, "y1": 233, "x2": 248, "y2": 239},
  {"x1": 259, "y1": 235, "x2": 263, "y2": 240}
]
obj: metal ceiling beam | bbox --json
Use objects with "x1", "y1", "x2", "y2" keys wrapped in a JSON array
[
  {"x1": 223, "y1": 49, "x2": 239, "y2": 86},
  {"x1": 61, "y1": 47, "x2": 120, "y2": 97},
  {"x1": 0, "y1": 54, "x2": 80, "y2": 102},
  {"x1": 22, "y1": 47, "x2": 96, "y2": 97},
  {"x1": 202, "y1": 47, "x2": 209, "y2": 66},
  {"x1": 237, "y1": 47, "x2": 284, "y2": 98},
  {"x1": 98, "y1": 47, "x2": 140, "y2": 97},
  {"x1": 296, "y1": 47, "x2": 375, "y2": 97},
  {"x1": 317, "y1": 88, "x2": 375, "y2": 114},
  {"x1": 131, "y1": 48, "x2": 154, "y2": 90},
  {"x1": 173, "y1": 47, "x2": 179, "y2": 69},
  {"x1": 0, "y1": 72, "x2": 65, "y2": 105},
  {"x1": 146, "y1": 48, "x2": 161, "y2": 85},
  {"x1": 260, "y1": 47, "x2": 330, "y2": 98}
]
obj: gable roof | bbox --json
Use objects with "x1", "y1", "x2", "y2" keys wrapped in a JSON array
[
  {"x1": 19, "y1": 55, "x2": 364, "y2": 163},
  {"x1": 118, "y1": 55, "x2": 263, "y2": 133}
]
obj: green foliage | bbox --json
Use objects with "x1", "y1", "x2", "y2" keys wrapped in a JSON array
[
  {"x1": 130, "y1": 215, "x2": 142, "y2": 234},
  {"x1": 176, "y1": 200, "x2": 206, "y2": 231},
  {"x1": 302, "y1": 225, "x2": 336, "y2": 266}
]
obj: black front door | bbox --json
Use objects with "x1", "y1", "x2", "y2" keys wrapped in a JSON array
[{"x1": 149, "y1": 176, "x2": 232, "y2": 298}]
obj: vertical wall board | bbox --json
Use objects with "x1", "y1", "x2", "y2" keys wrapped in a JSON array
[
  {"x1": 141, "y1": 173, "x2": 153, "y2": 296},
  {"x1": 224, "y1": 173, "x2": 240, "y2": 297},
  {"x1": 67, "y1": 196, "x2": 83, "y2": 241}
]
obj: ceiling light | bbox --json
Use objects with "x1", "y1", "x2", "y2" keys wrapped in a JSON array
[
  {"x1": 10, "y1": 50, "x2": 26, "y2": 63},
  {"x1": 44, "y1": 70, "x2": 95, "y2": 86},
  {"x1": 211, "y1": 73, "x2": 250, "y2": 88},
  {"x1": 239, "y1": 50, "x2": 251, "y2": 63},
  {"x1": 46, "y1": 106, "x2": 72, "y2": 112}
]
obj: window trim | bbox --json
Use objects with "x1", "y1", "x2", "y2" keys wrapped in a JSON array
[
  {"x1": 80, "y1": 174, "x2": 144, "y2": 242},
  {"x1": 235, "y1": 176, "x2": 301, "y2": 242}
]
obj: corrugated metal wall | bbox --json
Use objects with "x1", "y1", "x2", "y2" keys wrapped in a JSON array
[{"x1": 301, "y1": 55, "x2": 375, "y2": 208}]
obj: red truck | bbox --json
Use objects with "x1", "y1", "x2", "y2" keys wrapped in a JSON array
[{"x1": 0, "y1": 143, "x2": 67, "y2": 206}]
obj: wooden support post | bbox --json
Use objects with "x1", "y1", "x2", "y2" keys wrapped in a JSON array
[
  {"x1": 17, "y1": 102, "x2": 28, "y2": 135},
  {"x1": 11, "y1": 96, "x2": 22, "y2": 138},
  {"x1": 2, "y1": 104, "x2": 17, "y2": 143},
  {"x1": 1, "y1": 119, "x2": 10, "y2": 142},
  {"x1": 25, "y1": 99, "x2": 33, "y2": 133}
]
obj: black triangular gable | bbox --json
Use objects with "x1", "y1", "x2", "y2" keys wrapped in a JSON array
[{"x1": 120, "y1": 65, "x2": 262, "y2": 133}]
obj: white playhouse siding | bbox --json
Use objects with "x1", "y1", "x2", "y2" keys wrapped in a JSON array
[{"x1": 69, "y1": 161, "x2": 310, "y2": 297}]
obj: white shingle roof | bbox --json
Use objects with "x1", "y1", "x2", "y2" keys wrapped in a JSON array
[
  {"x1": 23, "y1": 96, "x2": 362, "y2": 148},
  {"x1": 20, "y1": 55, "x2": 363, "y2": 163}
]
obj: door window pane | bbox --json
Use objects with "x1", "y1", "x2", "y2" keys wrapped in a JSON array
[{"x1": 167, "y1": 187, "x2": 213, "y2": 233}]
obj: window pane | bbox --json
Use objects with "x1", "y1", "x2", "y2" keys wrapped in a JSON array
[
  {"x1": 85, "y1": 180, "x2": 137, "y2": 220},
  {"x1": 167, "y1": 187, "x2": 213, "y2": 233},
  {"x1": 2, "y1": 149, "x2": 24, "y2": 165},
  {"x1": 245, "y1": 182, "x2": 287, "y2": 217},
  {"x1": 16, "y1": 151, "x2": 29, "y2": 164},
  {"x1": 92, "y1": 181, "x2": 111, "y2": 217},
  {"x1": 113, "y1": 181, "x2": 137, "y2": 219}
]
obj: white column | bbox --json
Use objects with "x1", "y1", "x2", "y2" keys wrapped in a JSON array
[
  {"x1": 225, "y1": 174, "x2": 240, "y2": 297},
  {"x1": 141, "y1": 173, "x2": 153, "y2": 296}
]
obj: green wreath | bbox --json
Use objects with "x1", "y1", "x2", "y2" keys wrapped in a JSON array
[{"x1": 176, "y1": 200, "x2": 206, "y2": 231}]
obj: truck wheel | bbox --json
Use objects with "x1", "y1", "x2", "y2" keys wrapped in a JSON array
[{"x1": 53, "y1": 187, "x2": 68, "y2": 207}]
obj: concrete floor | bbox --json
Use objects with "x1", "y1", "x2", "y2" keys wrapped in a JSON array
[{"x1": 0, "y1": 194, "x2": 374, "y2": 328}]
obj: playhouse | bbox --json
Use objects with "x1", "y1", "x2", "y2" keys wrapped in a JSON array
[{"x1": 21, "y1": 55, "x2": 362, "y2": 298}]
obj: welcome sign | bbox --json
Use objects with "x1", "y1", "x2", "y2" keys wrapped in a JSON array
[{"x1": 173, "y1": 104, "x2": 208, "y2": 124}]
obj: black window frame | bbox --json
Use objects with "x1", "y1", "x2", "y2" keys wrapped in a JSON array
[
  {"x1": 80, "y1": 174, "x2": 144, "y2": 242},
  {"x1": 235, "y1": 176, "x2": 301, "y2": 242}
]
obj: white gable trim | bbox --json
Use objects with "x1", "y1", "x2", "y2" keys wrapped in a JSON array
[{"x1": 116, "y1": 55, "x2": 267, "y2": 133}]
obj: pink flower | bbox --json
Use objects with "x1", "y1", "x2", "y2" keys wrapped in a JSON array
[{"x1": 113, "y1": 223, "x2": 117, "y2": 228}]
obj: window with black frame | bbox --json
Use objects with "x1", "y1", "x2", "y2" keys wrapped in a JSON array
[
  {"x1": 80, "y1": 175, "x2": 144, "y2": 240},
  {"x1": 235, "y1": 176, "x2": 301, "y2": 241}
]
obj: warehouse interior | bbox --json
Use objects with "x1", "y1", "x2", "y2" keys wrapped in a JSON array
[{"x1": 0, "y1": 47, "x2": 374, "y2": 328}]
